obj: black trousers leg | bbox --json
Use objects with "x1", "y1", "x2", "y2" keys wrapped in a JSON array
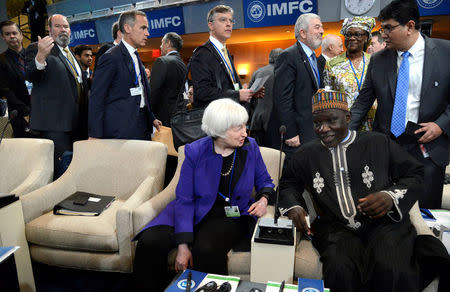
[
  {"x1": 404, "y1": 144, "x2": 445, "y2": 209},
  {"x1": 312, "y1": 221, "x2": 366, "y2": 292},
  {"x1": 367, "y1": 220, "x2": 419, "y2": 292},
  {"x1": 40, "y1": 130, "x2": 73, "y2": 177},
  {"x1": 134, "y1": 225, "x2": 176, "y2": 292},
  {"x1": 192, "y1": 216, "x2": 248, "y2": 275}
]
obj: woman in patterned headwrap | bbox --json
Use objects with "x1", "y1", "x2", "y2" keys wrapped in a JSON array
[{"x1": 323, "y1": 16, "x2": 376, "y2": 131}]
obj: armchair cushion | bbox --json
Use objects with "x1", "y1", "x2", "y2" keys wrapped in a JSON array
[{"x1": 26, "y1": 200, "x2": 124, "y2": 252}]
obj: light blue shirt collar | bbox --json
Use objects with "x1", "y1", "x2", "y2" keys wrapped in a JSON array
[{"x1": 298, "y1": 40, "x2": 314, "y2": 58}]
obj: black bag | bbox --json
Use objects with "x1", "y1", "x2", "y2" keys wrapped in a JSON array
[{"x1": 170, "y1": 46, "x2": 222, "y2": 150}]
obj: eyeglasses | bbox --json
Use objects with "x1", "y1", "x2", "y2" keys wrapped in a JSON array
[
  {"x1": 214, "y1": 17, "x2": 235, "y2": 24},
  {"x1": 379, "y1": 24, "x2": 401, "y2": 34},
  {"x1": 344, "y1": 32, "x2": 367, "y2": 39}
]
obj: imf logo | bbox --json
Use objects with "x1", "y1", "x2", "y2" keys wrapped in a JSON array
[
  {"x1": 417, "y1": 0, "x2": 443, "y2": 9},
  {"x1": 177, "y1": 279, "x2": 195, "y2": 290},
  {"x1": 301, "y1": 288, "x2": 320, "y2": 292},
  {"x1": 247, "y1": 1, "x2": 266, "y2": 22}
]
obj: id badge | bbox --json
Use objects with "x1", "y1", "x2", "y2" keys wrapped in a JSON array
[
  {"x1": 25, "y1": 80, "x2": 33, "y2": 95},
  {"x1": 233, "y1": 83, "x2": 240, "y2": 91},
  {"x1": 419, "y1": 144, "x2": 430, "y2": 158},
  {"x1": 130, "y1": 87, "x2": 142, "y2": 96},
  {"x1": 224, "y1": 206, "x2": 240, "y2": 218}
]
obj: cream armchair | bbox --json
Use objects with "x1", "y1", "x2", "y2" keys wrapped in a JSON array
[
  {"x1": 133, "y1": 146, "x2": 285, "y2": 276},
  {"x1": 0, "y1": 138, "x2": 53, "y2": 196},
  {"x1": 21, "y1": 139, "x2": 167, "y2": 273}
]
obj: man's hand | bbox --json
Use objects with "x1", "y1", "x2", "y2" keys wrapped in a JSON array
[
  {"x1": 253, "y1": 87, "x2": 265, "y2": 99},
  {"x1": 416, "y1": 122, "x2": 443, "y2": 143},
  {"x1": 248, "y1": 196, "x2": 268, "y2": 217},
  {"x1": 287, "y1": 207, "x2": 310, "y2": 234},
  {"x1": 175, "y1": 244, "x2": 193, "y2": 272},
  {"x1": 285, "y1": 135, "x2": 300, "y2": 147},
  {"x1": 88, "y1": 137, "x2": 98, "y2": 140},
  {"x1": 239, "y1": 84, "x2": 253, "y2": 103},
  {"x1": 357, "y1": 192, "x2": 393, "y2": 219},
  {"x1": 36, "y1": 36, "x2": 54, "y2": 64},
  {"x1": 153, "y1": 119, "x2": 162, "y2": 131}
]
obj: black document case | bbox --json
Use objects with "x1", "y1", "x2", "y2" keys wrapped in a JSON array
[{"x1": 53, "y1": 192, "x2": 115, "y2": 216}]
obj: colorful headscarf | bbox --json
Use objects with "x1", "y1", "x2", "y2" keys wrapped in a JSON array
[
  {"x1": 312, "y1": 89, "x2": 348, "y2": 113},
  {"x1": 340, "y1": 16, "x2": 376, "y2": 38}
]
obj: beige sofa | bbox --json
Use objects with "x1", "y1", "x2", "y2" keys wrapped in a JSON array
[
  {"x1": 21, "y1": 139, "x2": 167, "y2": 273},
  {"x1": 0, "y1": 138, "x2": 53, "y2": 196}
]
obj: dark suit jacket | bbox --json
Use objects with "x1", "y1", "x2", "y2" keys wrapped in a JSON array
[
  {"x1": 94, "y1": 42, "x2": 114, "y2": 72},
  {"x1": 24, "y1": 43, "x2": 87, "y2": 134},
  {"x1": 350, "y1": 35, "x2": 449, "y2": 167},
  {"x1": 0, "y1": 48, "x2": 30, "y2": 118},
  {"x1": 249, "y1": 63, "x2": 275, "y2": 133},
  {"x1": 191, "y1": 40, "x2": 242, "y2": 108},
  {"x1": 88, "y1": 41, "x2": 156, "y2": 139},
  {"x1": 273, "y1": 42, "x2": 325, "y2": 143},
  {"x1": 150, "y1": 51, "x2": 187, "y2": 126}
]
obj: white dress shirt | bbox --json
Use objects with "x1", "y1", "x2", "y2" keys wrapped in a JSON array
[
  {"x1": 122, "y1": 39, "x2": 146, "y2": 108},
  {"x1": 397, "y1": 34, "x2": 424, "y2": 125}
]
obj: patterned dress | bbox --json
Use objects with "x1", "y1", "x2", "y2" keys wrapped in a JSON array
[{"x1": 323, "y1": 52, "x2": 376, "y2": 131}]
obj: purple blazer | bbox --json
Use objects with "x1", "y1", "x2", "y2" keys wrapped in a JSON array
[{"x1": 139, "y1": 136, "x2": 274, "y2": 243}]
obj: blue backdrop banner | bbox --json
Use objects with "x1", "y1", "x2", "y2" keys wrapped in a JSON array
[
  {"x1": 244, "y1": 0, "x2": 317, "y2": 28},
  {"x1": 69, "y1": 21, "x2": 99, "y2": 46},
  {"x1": 146, "y1": 7, "x2": 185, "y2": 38},
  {"x1": 417, "y1": 0, "x2": 450, "y2": 16}
]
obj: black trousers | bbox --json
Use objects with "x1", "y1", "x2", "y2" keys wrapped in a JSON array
[
  {"x1": 133, "y1": 214, "x2": 251, "y2": 292},
  {"x1": 40, "y1": 130, "x2": 73, "y2": 177},
  {"x1": 312, "y1": 217, "x2": 420, "y2": 292},
  {"x1": 401, "y1": 142, "x2": 445, "y2": 209}
]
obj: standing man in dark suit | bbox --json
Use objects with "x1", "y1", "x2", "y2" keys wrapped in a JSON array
[
  {"x1": 350, "y1": 0, "x2": 449, "y2": 209},
  {"x1": 150, "y1": 32, "x2": 187, "y2": 126},
  {"x1": 0, "y1": 21, "x2": 31, "y2": 138},
  {"x1": 249, "y1": 48, "x2": 282, "y2": 147},
  {"x1": 89, "y1": 10, "x2": 161, "y2": 140},
  {"x1": 273, "y1": 13, "x2": 325, "y2": 156},
  {"x1": 25, "y1": 14, "x2": 88, "y2": 167},
  {"x1": 94, "y1": 21, "x2": 122, "y2": 72},
  {"x1": 191, "y1": 5, "x2": 255, "y2": 109}
]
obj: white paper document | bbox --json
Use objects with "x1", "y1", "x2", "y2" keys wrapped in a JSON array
[{"x1": 250, "y1": 75, "x2": 270, "y2": 92}]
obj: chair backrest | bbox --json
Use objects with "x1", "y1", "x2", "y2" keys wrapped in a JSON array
[
  {"x1": 0, "y1": 138, "x2": 53, "y2": 194},
  {"x1": 67, "y1": 139, "x2": 168, "y2": 200},
  {"x1": 259, "y1": 147, "x2": 285, "y2": 188}
]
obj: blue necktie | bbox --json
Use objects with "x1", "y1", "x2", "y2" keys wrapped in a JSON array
[
  {"x1": 309, "y1": 53, "x2": 320, "y2": 86},
  {"x1": 391, "y1": 51, "x2": 410, "y2": 137}
]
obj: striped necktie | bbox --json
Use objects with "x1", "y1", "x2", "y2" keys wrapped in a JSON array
[
  {"x1": 221, "y1": 47, "x2": 235, "y2": 82},
  {"x1": 391, "y1": 51, "x2": 410, "y2": 137},
  {"x1": 63, "y1": 47, "x2": 82, "y2": 100}
]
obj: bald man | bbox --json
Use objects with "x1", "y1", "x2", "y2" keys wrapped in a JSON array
[{"x1": 321, "y1": 34, "x2": 344, "y2": 61}]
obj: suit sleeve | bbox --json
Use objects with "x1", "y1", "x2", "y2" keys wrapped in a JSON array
[
  {"x1": 88, "y1": 52, "x2": 116, "y2": 138},
  {"x1": 149, "y1": 57, "x2": 166, "y2": 111},
  {"x1": 273, "y1": 51, "x2": 299, "y2": 139},
  {"x1": 191, "y1": 47, "x2": 239, "y2": 105},
  {"x1": 349, "y1": 56, "x2": 377, "y2": 130},
  {"x1": 24, "y1": 43, "x2": 47, "y2": 84},
  {"x1": 0, "y1": 59, "x2": 30, "y2": 116},
  {"x1": 278, "y1": 149, "x2": 307, "y2": 211},
  {"x1": 174, "y1": 143, "x2": 196, "y2": 245}
]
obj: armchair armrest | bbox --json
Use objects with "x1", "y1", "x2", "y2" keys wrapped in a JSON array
[
  {"x1": 20, "y1": 175, "x2": 76, "y2": 223},
  {"x1": 11, "y1": 169, "x2": 53, "y2": 197}
]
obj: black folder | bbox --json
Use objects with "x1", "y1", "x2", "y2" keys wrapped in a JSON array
[{"x1": 53, "y1": 192, "x2": 115, "y2": 216}]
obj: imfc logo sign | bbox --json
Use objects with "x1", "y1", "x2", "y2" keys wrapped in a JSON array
[
  {"x1": 417, "y1": 0, "x2": 443, "y2": 9},
  {"x1": 245, "y1": 0, "x2": 317, "y2": 27},
  {"x1": 146, "y1": 7, "x2": 185, "y2": 38},
  {"x1": 69, "y1": 21, "x2": 99, "y2": 46}
]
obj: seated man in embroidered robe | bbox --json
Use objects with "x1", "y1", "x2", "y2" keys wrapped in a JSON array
[{"x1": 279, "y1": 89, "x2": 449, "y2": 292}]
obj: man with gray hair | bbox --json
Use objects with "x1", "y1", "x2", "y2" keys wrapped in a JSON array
[
  {"x1": 24, "y1": 14, "x2": 88, "y2": 172},
  {"x1": 321, "y1": 34, "x2": 343, "y2": 61},
  {"x1": 89, "y1": 10, "x2": 161, "y2": 140},
  {"x1": 273, "y1": 13, "x2": 325, "y2": 156},
  {"x1": 249, "y1": 48, "x2": 282, "y2": 147},
  {"x1": 150, "y1": 32, "x2": 187, "y2": 126},
  {"x1": 191, "y1": 5, "x2": 256, "y2": 109}
]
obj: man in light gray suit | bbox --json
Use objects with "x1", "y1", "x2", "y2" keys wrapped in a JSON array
[{"x1": 350, "y1": 0, "x2": 449, "y2": 209}]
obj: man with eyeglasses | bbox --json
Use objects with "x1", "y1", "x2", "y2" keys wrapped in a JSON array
[
  {"x1": 191, "y1": 5, "x2": 257, "y2": 109},
  {"x1": 350, "y1": 0, "x2": 450, "y2": 209}
]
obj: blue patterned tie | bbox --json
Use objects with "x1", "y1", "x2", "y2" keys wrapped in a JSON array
[{"x1": 391, "y1": 51, "x2": 410, "y2": 137}]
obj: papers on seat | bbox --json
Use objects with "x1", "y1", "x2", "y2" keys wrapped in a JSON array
[{"x1": 422, "y1": 209, "x2": 450, "y2": 253}]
